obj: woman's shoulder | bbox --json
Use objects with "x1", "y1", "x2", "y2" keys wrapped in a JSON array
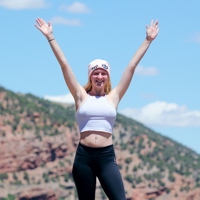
[{"x1": 106, "y1": 89, "x2": 119, "y2": 109}]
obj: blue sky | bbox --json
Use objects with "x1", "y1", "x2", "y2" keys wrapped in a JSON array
[{"x1": 0, "y1": 1, "x2": 200, "y2": 153}]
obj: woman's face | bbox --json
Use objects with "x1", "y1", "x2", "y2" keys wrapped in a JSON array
[{"x1": 90, "y1": 69, "x2": 109, "y2": 89}]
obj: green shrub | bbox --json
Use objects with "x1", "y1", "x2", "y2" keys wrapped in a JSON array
[
  {"x1": 0, "y1": 173, "x2": 8, "y2": 180},
  {"x1": 42, "y1": 173, "x2": 49, "y2": 183},
  {"x1": 136, "y1": 176, "x2": 142, "y2": 184},
  {"x1": 118, "y1": 164, "x2": 122, "y2": 169},
  {"x1": 168, "y1": 173, "x2": 175, "y2": 182},
  {"x1": 125, "y1": 158, "x2": 132, "y2": 164},
  {"x1": 7, "y1": 194, "x2": 15, "y2": 200},
  {"x1": 124, "y1": 174, "x2": 133, "y2": 183},
  {"x1": 23, "y1": 172, "x2": 29, "y2": 183},
  {"x1": 64, "y1": 173, "x2": 69, "y2": 182},
  {"x1": 129, "y1": 148, "x2": 134, "y2": 154},
  {"x1": 120, "y1": 143, "x2": 127, "y2": 150},
  {"x1": 133, "y1": 166, "x2": 138, "y2": 172},
  {"x1": 13, "y1": 173, "x2": 18, "y2": 181},
  {"x1": 166, "y1": 188, "x2": 171, "y2": 193}
]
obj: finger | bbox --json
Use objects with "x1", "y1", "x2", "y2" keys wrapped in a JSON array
[
  {"x1": 150, "y1": 20, "x2": 154, "y2": 27},
  {"x1": 38, "y1": 18, "x2": 44, "y2": 26},
  {"x1": 34, "y1": 24, "x2": 41, "y2": 30},
  {"x1": 154, "y1": 20, "x2": 159, "y2": 27},
  {"x1": 36, "y1": 18, "x2": 42, "y2": 26},
  {"x1": 40, "y1": 18, "x2": 46, "y2": 25},
  {"x1": 146, "y1": 24, "x2": 149, "y2": 30},
  {"x1": 155, "y1": 20, "x2": 159, "y2": 30}
]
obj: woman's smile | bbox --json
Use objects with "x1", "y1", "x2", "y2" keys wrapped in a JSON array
[{"x1": 91, "y1": 69, "x2": 108, "y2": 88}]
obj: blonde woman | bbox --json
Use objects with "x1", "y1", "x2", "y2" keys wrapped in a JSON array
[{"x1": 35, "y1": 18, "x2": 159, "y2": 200}]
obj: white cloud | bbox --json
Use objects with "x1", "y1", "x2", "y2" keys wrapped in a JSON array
[
  {"x1": 119, "y1": 101, "x2": 200, "y2": 127},
  {"x1": 60, "y1": 2, "x2": 91, "y2": 13},
  {"x1": 190, "y1": 32, "x2": 200, "y2": 44},
  {"x1": 0, "y1": 0, "x2": 49, "y2": 9},
  {"x1": 44, "y1": 93, "x2": 74, "y2": 104},
  {"x1": 51, "y1": 16, "x2": 81, "y2": 26},
  {"x1": 135, "y1": 66, "x2": 158, "y2": 76}
]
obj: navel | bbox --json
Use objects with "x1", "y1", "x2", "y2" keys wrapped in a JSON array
[{"x1": 95, "y1": 135, "x2": 97, "y2": 143}]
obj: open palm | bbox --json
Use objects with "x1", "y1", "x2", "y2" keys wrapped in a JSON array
[
  {"x1": 35, "y1": 18, "x2": 53, "y2": 37},
  {"x1": 146, "y1": 20, "x2": 159, "y2": 41}
]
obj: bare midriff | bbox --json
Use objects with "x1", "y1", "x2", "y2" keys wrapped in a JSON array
[{"x1": 80, "y1": 131, "x2": 113, "y2": 147}]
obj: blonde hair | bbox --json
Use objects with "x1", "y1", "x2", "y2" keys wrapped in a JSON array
[{"x1": 84, "y1": 79, "x2": 112, "y2": 95}]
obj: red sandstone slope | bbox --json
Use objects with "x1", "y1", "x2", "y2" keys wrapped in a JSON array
[{"x1": 1, "y1": 86, "x2": 200, "y2": 200}]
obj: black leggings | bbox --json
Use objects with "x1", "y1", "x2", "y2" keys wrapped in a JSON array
[{"x1": 72, "y1": 143, "x2": 126, "y2": 200}]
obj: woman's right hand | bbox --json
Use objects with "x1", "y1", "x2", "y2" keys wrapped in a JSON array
[{"x1": 35, "y1": 18, "x2": 53, "y2": 39}]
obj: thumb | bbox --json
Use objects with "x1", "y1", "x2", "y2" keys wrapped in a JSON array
[{"x1": 48, "y1": 21, "x2": 52, "y2": 27}]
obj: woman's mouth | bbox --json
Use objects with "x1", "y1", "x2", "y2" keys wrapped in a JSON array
[{"x1": 96, "y1": 80, "x2": 104, "y2": 86}]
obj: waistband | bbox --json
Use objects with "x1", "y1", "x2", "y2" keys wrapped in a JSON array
[{"x1": 78, "y1": 142, "x2": 114, "y2": 155}]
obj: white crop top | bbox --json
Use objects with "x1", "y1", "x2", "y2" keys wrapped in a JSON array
[{"x1": 76, "y1": 95, "x2": 117, "y2": 134}]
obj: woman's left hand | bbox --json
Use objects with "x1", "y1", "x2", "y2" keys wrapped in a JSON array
[
  {"x1": 146, "y1": 20, "x2": 159, "y2": 41},
  {"x1": 35, "y1": 18, "x2": 53, "y2": 39}
]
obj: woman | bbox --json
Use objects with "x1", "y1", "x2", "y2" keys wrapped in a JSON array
[{"x1": 35, "y1": 18, "x2": 159, "y2": 200}]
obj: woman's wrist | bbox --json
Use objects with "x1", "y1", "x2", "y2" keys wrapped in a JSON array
[
  {"x1": 46, "y1": 33, "x2": 54, "y2": 41},
  {"x1": 48, "y1": 38, "x2": 55, "y2": 42},
  {"x1": 145, "y1": 36, "x2": 153, "y2": 43}
]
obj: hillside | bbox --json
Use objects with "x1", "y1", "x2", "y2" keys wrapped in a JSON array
[{"x1": 0, "y1": 86, "x2": 200, "y2": 200}]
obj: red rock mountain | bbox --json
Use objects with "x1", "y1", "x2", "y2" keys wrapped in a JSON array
[{"x1": 0, "y1": 86, "x2": 200, "y2": 200}]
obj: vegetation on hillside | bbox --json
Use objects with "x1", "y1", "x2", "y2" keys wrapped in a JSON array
[{"x1": 1, "y1": 85, "x2": 200, "y2": 199}]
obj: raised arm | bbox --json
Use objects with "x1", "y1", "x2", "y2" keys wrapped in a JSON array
[
  {"x1": 34, "y1": 18, "x2": 85, "y2": 106},
  {"x1": 111, "y1": 20, "x2": 159, "y2": 106}
]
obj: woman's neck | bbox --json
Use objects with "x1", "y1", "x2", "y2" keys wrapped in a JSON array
[{"x1": 89, "y1": 88, "x2": 105, "y2": 96}]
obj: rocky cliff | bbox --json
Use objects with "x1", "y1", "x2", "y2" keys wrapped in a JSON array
[{"x1": 0, "y1": 86, "x2": 200, "y2": 200}]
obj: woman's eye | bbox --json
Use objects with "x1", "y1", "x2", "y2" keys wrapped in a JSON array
[{"x1": 93, "y1": 71, "x2": 107, "y2": 76}]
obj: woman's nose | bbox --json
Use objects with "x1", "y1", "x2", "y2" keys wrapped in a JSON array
[{"x1": 97, "y1": 73, "x2": 103, "y2": 78}]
